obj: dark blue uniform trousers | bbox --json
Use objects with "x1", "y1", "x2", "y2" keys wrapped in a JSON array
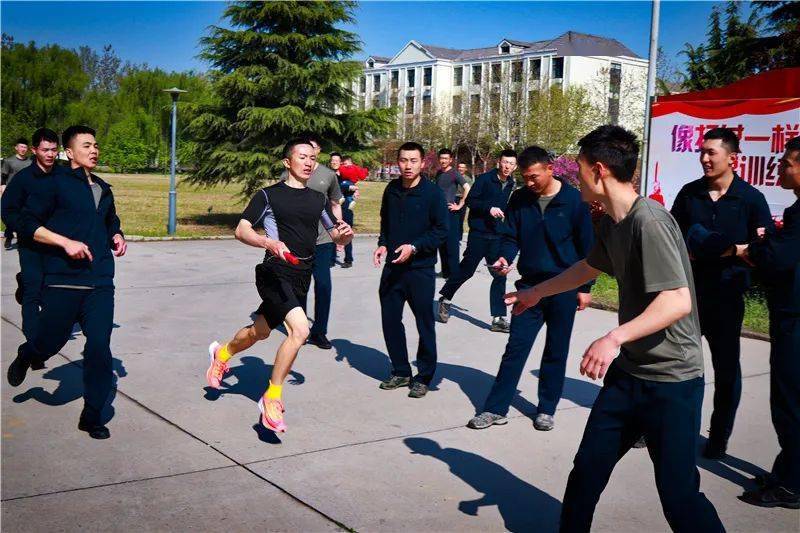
[
  {"x1": 303, "y1": 242, "x2": 335, "y2": 337},
  {"x1": 379, "y1": 267, "x2": 437, "y2": 385},
  {"x1": 560, "y1": 364, "x2": 723, "y2": 533},
  {"x1": 439, "y1": 232, "x2": 507, "y2": 318},
  {"x1": 483, "y1": 288, "x2": 577, "y2": 416},
  {"x1": 17, "y1": 245, "x2": 45, "y2": 342},
  {"x1": 769, "y1": 313, "x2": 800, "y2": 493},
  {"x1": 438, "y1": 209, "x2": 463, "y2": 278},
  {"x1": 698, "y1": 289, "x2": 745, "y2": 441},
  {"x1": 20, "y1": 286, "x2": 115, "y2": 423},
  {"x1": 342, "y1": 207, "x2": 354, "y2": 264}
]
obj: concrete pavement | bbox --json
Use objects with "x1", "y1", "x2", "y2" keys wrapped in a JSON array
[{"x1": 1, "y1": 238, "x2": 796, "y2": 532}]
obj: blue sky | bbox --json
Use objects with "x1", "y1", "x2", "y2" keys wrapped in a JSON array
[{"x1": 1, "y1": 1, "x2": 747, "y2": 74}]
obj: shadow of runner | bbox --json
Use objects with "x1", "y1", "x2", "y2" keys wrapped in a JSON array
[
  {"x1": 203, "y1": 355, "x2": 305, "y2": 402},
  {"x1": 405, "y1": 437, "x2": 561, "y2": 532},
  {"x1": 696, "y1": 435, "x2": 768, "y2": 490},
  {"x1": 531, "y1": 369, "x2": 601, "y2": 409},
  {"x1": 12, "y1": 357, "x2": 127, "y2": 425}
]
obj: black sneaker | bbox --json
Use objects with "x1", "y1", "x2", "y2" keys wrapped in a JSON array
[
  {"x1": 490, "y1": 317, "x2": 510, "y2": 333},
  {"x1": 739, "y1": 485, "x2": 800, "y2": 509},
  {"x1": 408, "y1": 381, "x2": 428, "y2": 398},
  {"x1": 379, "y1": 375, "x2": 410, "y2": 390},
  {"x1": 78, "y1": 419, "x2": 110, "y2": 440},
  {"x1": 437, "y1": 297, "x2": 451, "y2": 323},
  {"x1": 703, "y1": 437, "x2": 727, "y2": 460},
  {"x1": 342, "y1": 261, "x2": 353, "y2": 269},
  {"x1": 307, "y1": 333, "x2": 332, "y2": 350},
  {"x1": 7, "y1": 347, "x2": 34, "y2": 387}
]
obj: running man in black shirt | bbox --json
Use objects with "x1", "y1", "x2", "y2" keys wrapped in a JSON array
[{"x1": 205, "y1": 139, "x2": 353, "y2": 433}]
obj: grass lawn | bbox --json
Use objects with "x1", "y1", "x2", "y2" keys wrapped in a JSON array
[{"x1": 104, "y1": 172, "x2": 769, "y2": 334}]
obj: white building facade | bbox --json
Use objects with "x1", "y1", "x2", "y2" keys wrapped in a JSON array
[{"x1": 353, "y1": 31, "x2": 649, "y2": 142}]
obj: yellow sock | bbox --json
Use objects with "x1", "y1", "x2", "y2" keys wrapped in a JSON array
[
  {"x1": 266, "y1": 381, "x2": 282, "y2": 400},
  {"x1": 217, "y1": 344, "x2": 232, "y2": 363}
]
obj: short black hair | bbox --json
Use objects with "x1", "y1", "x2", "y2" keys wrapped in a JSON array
[
  {"x1": 499, "y1": 149, "x2": 518, "y2": 159},
  {"x1": 62, "y1": 125, "x2": 96, "y2": 149},
  {"x1": 14, "y1": 137, "x2": 28, "y2": 146},
  {"x1": 786, "y1": 136, "x2": 800, "y2": 160},
  {"x1": 282, "y1": 138, "x2": 314, "y2": 159},
  {"x1": 329, "y1": 152, "x2": 342, "y2": 159},
  {"x1": 438, "y1": 148, "x2": 453, "y2": 157},
  {"x1": 577, "y1": 125, "x2": 640, "y2": 183},
  {"x1": 703, "y1": 127, "x2": 740, "y2": 153},
  {"x1": 301, "y1": 132, "x2": 322, "y2": 147},
  {"x1": 517, "y1": 146, "x2": 551, "y2": 169},
  {"x1": 32, "y1": 128, "x2": 59, "y2": 147},
  {"x1": 342, "y1": 155, "x2": 353, "y2": 162},
  {"x1": 397, "y1": 141, "x2": 425, "y2": 159}
]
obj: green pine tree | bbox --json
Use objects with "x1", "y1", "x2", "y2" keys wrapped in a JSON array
[{"x1": 186, "y1": 0, "x2": 395, "y2": 195}]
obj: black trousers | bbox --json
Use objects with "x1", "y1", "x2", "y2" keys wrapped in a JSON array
[
  {"x1": 438, "y1": 210, "x2": 462, "y2": 278},
  {"x1": 439, "y1": 232, "x2": 507, "y2": 318},
  {"x1": 560, "y1": 364, "x2": 723, "y2": 533},
  {"x1": 379, "y1": 266, "x2": 437, "y2": 385},
  {"x1": 769, "y1": 312, "x2": 800, "y2": 493},
  {"x1": 698, "y1": 290, "x2": 745, "y2": 441},
  {"x1": 20, "y1": 286, "x2": 115, "y2": 423},
  {"x1": 17, "y1": 244, "x2": 45, "y2": 342}
]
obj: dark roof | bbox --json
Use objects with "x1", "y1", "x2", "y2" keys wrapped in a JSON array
[
  {"x1": 407, "y1": 31, "x2": 640, "y2": 62},
  {"x1": 368, "y1": 56, "x2": 391, "y2": 63}
]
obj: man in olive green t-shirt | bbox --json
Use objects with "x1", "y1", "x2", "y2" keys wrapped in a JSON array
[{"x1": 505, "y1": 126, "x2": 723, "y2": 533}]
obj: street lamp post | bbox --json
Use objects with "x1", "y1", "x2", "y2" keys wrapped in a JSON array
[{"x1": 163, "y1": 87, "x2": 187, "y2": 235}]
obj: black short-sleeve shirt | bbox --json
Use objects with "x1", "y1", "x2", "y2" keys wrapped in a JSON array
[
  {"x1": 241, "y1": 181, "x2": 335, "y2": 270},
  {"x1": 435, "y1": 168, "x2": 467, "y2": 204}
]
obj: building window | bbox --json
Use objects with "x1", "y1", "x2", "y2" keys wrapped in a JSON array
[
  {"x1": 470, "y1": 94, "x2": 481, "y2": 115},
  {"x1": 500, "y1": 44, "x2": 510, "y2": 54},
  {"x1": 372, "y1": 95, "x2": 381, "y2": 109},
  {"x1": 609, "y1": 63, "x2": 622, "y2": 96},
  {"x1": 422, "y1": 94, "x2": 432, "y2": 114},
  {"x1": 373, "y1": 74, "x2": 381, "y2": 92},
  {"x1": 368, "y1": 59, "x2": 374, "y2": 68},
  {"x1": 391, "y1": 70, "x2": 399, "y2": 90},
  {"x1": 510, "y1": 91, "x2": 520, "y2": 110},
  {"x1": 405, "y1": 95, "x2": 415, "y2": 114},
  {"x1": 512, "y1": 61, "x2": 523, "y2": 83},
  {"x1": 390, "y1": 94, "x2": 398, "y2": 108},
  {"x1": 424, "y1": 67, "x2": 432, "y2": 86},
  {"x1": 453, "y1": 66, "x2": 463, "y2": 86},
  {"x1": 490, "y1": 92, "x2": 500, "y2": 115},
  {"x1": 491, "y1": 63, "x2": 501, "y2": 83},
  {"x1": 530, "y1": 58, "x2": 541, "y2": 80},
  {"x1": 472, "y1": 64, "x2": 482, "y2": 85},
  {"x1": 452, "y1": 95, "x2": 463, "y2": 114},
  {"x1": 608, "y1": 97, "x2": 620, "y2": 125},
  {"x1": 359, "y1": 76, "x2": 366, "y2": 93},
  {"x1": 552, "y1": 57, "x2": 564, "y2": 79},
  {"x1": 407, "y1": 69, "x2": 415, "y2": 88}
]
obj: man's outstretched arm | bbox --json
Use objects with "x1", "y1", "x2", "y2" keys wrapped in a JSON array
[{"x1": 504, "y1": 259, "x2": 601, "y2": 314}]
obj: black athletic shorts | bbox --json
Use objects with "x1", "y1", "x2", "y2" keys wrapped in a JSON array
[{"x1": 255, "y1": 261, "x2": 311, "y2": 329}]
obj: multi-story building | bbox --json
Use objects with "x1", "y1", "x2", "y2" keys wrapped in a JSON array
[{"x1": 354, "y1": 31, "x2": 648, "y2": 142}]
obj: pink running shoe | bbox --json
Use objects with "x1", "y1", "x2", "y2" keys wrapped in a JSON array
[
  {"x1": 258, "y1": 396, "x2": 287, "y2": 433},
  {"x1": 206, "y1": 341, "x2": 229, "y2": 389}
]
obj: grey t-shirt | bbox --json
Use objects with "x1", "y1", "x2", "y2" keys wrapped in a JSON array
[
  {"x1": 281, "y1": 164, "x2": 342, "y2": 245},
  {"x1": 586, "y1": 197, "x2": 704, "y2": 382},
  {"x1": 2, "y1": 156, "x2": 31, "y2": 185},
  {"x1": 538, "y1": 193, "x2": 556, "y2": 213},
  {"x1": 436, "y1": 168, "x2": 467, "y2": 204},
  {"x1": 90, "y1": 182, "x2": 102, "y2": 208}
]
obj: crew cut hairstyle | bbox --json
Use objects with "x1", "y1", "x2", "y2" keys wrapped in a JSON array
[
  {"x1": 703, "y1": 127, "x2": 740, "y2": 154},
  {"x1": 62, "y1": 125, "x2": 97, "y2": 149},
  {"x1": 32, "y1": 128, "x2": 59, "y2": 147},
  {"x1": 282, "y1": 138, "x2": 314, "y2": 159},
  {"x1": 517, "y1": 146, "x2": 552, "y2": 169},
  {"x1": 397, "y1": 142, "x2": 425, "y2": 159},
  {"x1": 15, "y1": 137, "x2": 28, "y2": 146},
  {"x1": 786, "y1": 136, "x2": 800, "y2": 160},
  {"x1": 329, "y1": 152, "x2": 342, "y2": 159},
  {"x1": 577, "y1": 125, "x2": 640, "y2": 183},
  {"x1": 438, "y1": 148, "x2": 453, "y2": 157},
  {"x1": 499, "y1": 149, "x2": 518, "y2": 159},
  {"x1": 301, "y1": 132, "x2": 322, "y2": 147}
]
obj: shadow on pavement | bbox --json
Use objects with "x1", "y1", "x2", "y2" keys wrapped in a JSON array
[
  {"x1": 435, "y1": 300, "x2": 493, "y2": 331},
  {"x1": 12, "y1": 357, "x2": 127, "y2": 425},
  {"x1": 203, "y1": 355, "x2": 305, "y2": 402},
  {"x1": 531, "y1": 369, "x2": 601, "y2": 409},
  {"x1": 405, "y1": 437, "x2": 561, "y2": 532},
  {"x1": 696, "y1": 435, "x2": 768, "y2": 490}
]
